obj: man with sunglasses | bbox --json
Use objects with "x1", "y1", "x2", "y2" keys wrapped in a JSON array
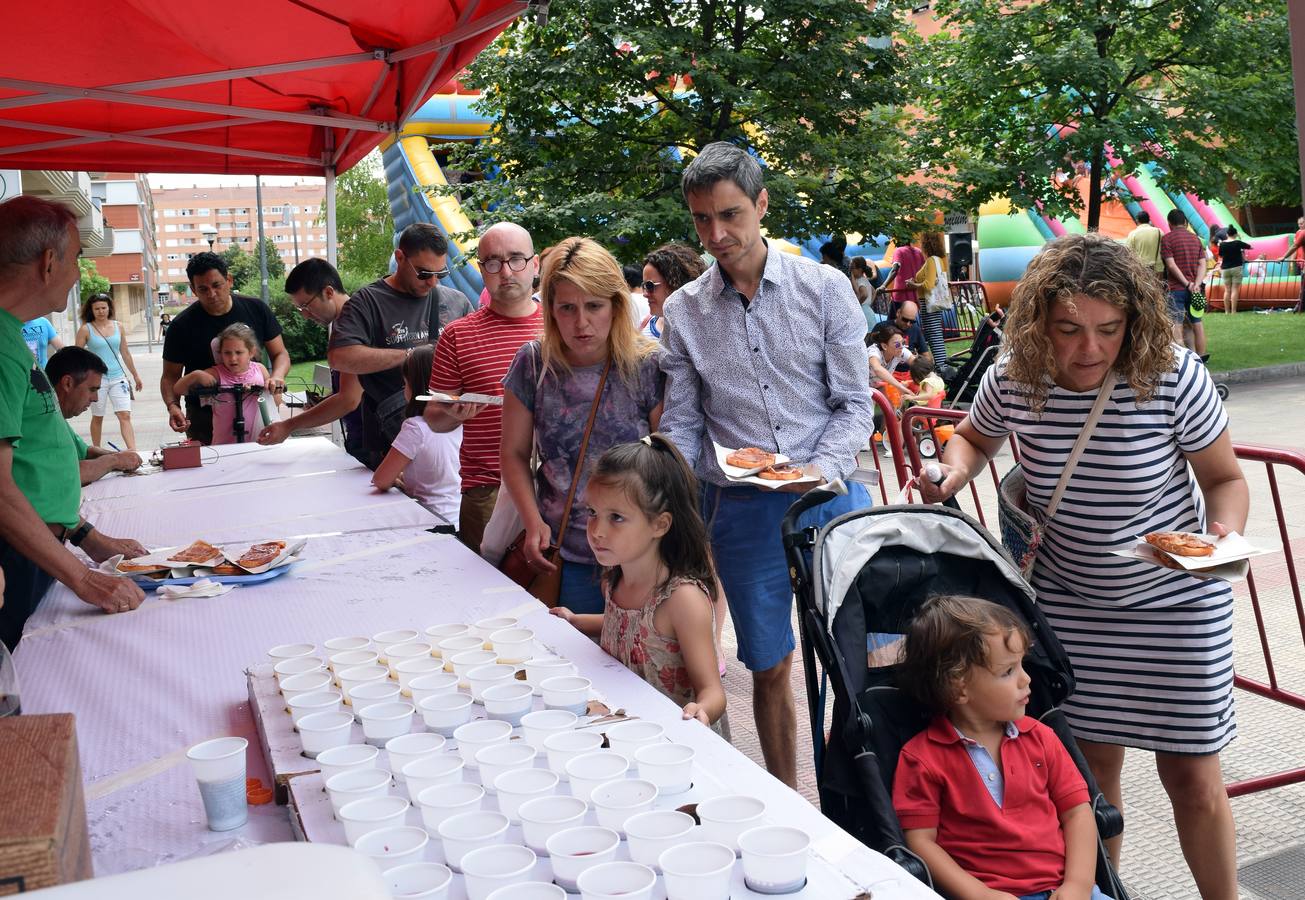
[
  {"x1": 891, "y1": 299, "x2": 927, "y2": 371},
  {"x1": 329, "y1": 224, "x2": 473, "y2": 467}
]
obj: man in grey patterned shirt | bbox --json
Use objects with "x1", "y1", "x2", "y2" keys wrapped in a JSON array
[{"x1": 660, "y1": 142, "x2": 874, "y2": 786}]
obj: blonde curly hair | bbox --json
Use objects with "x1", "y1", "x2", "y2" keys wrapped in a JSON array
[{"x1": 1002, "y1": 232, "x2": 1176, "y2": 415}]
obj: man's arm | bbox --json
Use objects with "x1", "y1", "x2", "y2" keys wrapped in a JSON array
[
  {"x1": 423, "y1": 327, "x2": 485, "y2": 433},
  {"x1": 656, "y1": 301, "x2": 705, "y2": 472},
  {"x1": 258, "y1": 372, "x2": 363, "y2": 444},
  {"x1": 160, "y1": 360, "x2": 189, "y2": 433},
  {"x1": 328, "y1": 343, "x2": 408, "y2": 376},
  {"x1": 78, "y1": 450, "x2": 142, "y2": 486},
  {"x1": 263, "y1": 334, "x2": 291, "y2": 391},
  {"x1": 810, "y1": 286, "x2": 875, "y2": 481}
]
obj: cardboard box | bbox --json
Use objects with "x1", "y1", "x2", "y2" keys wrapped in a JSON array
[
  {"x1": 161, "y1": 441, "x2": 202, "y2": 470},
  {"x1": 0, "y1": 714, "x2": 92, "y2": 894}
]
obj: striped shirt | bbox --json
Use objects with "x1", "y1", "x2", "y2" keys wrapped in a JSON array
[
  {"x1": 429, "y1": 306, "x2": 542, "y2": 490},
  {"x1": 1160, "y1": 228, "x2": 1204, "y2": 290},
  {"x1": 969, "y1": 348, "x2": 1236, "y2": 753},
  {"x1": 659, "y1": 245, "x2": 874, "y2": 486}
]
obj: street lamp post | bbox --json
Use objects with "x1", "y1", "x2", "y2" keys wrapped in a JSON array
[
  {"x1": 282, "y1": 206, "x2": 300, "y2": 265},
  {"x1": 201, "y1": 224, "x2": 218, "y2": 251}
]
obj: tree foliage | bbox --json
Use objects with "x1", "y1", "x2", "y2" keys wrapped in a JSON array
[
  {"x1": 915, "y1": 0, "x2": 1296, "y2": 229},
  {"x1": 327, "y1": 150, "x2": 395, "y2": 275},
  {"x1": 78, "y1": 258, "x2": 109, "y2": 303},
  {"x1": 221, "y1": 240, "x2": 285, "y2": 298},
  {"x1": 445, "y1": 0, "x2": 930, "y2": 258}
]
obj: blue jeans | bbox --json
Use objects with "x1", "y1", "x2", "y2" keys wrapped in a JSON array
[
  {"x1": 1167, "y1": 289, "x2": 1191, "y2": 324},
  {"x1": 1020, "y1": 888, "x2": 1112, "y2": 900},
  {"x1": 557, "y1": 560, "x2": 604, "y2": 614}
]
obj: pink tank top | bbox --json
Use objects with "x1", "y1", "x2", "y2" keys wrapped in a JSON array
[{"x1": 208, "y1": 363, "x2": 265, "y2": 444}]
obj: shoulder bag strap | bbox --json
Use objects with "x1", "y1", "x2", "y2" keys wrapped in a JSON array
[
  {"x1": 427, "y1": 287, "x2": 443, "y2": 344},
  {"x1": 1044, "y1": 375, "x2": 1114, "y2": 519},
  {"x1": 551, "y1": 358, "x2": 612, "y2": 552}
]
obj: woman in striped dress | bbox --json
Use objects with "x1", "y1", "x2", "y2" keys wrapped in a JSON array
[{"x1": 922, "y1": 233, "x2": 1248, "y2": 900}]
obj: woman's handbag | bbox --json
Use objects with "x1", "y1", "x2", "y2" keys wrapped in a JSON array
[
  {"x1": 499, "y1": 357, "x2": 611, "y2": 606},
  {"x1": 996, "y1": 378, "x2": 1113, "y2": 578},
  {"x1": 925, "y1": 257, "x2": 953, "y2": 313}
]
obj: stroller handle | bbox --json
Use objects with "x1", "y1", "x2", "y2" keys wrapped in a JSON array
[{"x1": 780, "y1": 485, "x2": 842, "y2": 545}]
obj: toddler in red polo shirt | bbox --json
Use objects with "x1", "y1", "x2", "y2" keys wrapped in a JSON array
[{"x1": 892, "y1": 595, "x2": 1110, "y2": 900}]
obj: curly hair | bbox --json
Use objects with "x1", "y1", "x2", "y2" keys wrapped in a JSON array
[
  {"x1": 920, "y1": 231, "x2": 947, "y2": 259},
  {"x1": 898, "y1": 595, "x2": 1032, "y2": 715},
  {"x1": 643, "y1": 242, "x2": 707, "y2": 294},
  {"x1": 1003, "y1": 232, "x2": 1176, "y2": 415}
]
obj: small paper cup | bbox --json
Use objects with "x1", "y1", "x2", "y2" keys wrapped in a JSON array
[
  {"x1": 545, "y1": 825, "x2": 620, "y2": 893},
  {"x1": 355, "y1": 824, "x2": 428, "y2": 874},
  {"x1": 410, "y1": 671, "x2": 461, "y2": 706},
  {"x1": 737, "y1": 825, "x2": 811, "y2": 894},
  {"x1": 576, "y1": 861, "x2": 657, "y2": 900},
  {"x1": 280, "y1": 670, "x2": 333, "y2": 705},
  {"x1": 438, "y1": 635, "x2": 484, "y2": 667},
  {"x1": 493, "y1": 767, "x2": 559, "y2": 824},
  {"x1": 634, "y1": 742, "x2": 695, "y2": 795},
  {"x1": 486, "y1": 883, "x2": 564, "y2": 900},
  {"x1": 696, "y1": 794, "x2": 766, "y2": 854},
  {"x1": 472, "y1": 615, "x2": 518, "y2": 640},
  {"x1": 543, "y1": 729, "x2": 604, "y2": 782},
  {"x1": 347, "y1": 679, "x2": 402, "y2": 719},
  {"x1": 338, "y1": 795, "x2": 410, "y2": 846},
  {"x1": 624, "y1": 809, "x2": 696, "y2": 871},
  {"x1": 324, "y1": 767, "x2": 391, "y2": 818},
  {"x1": 590, "y1": 778, "x2": 658, "y2": 835},
  {"x1": 402, "y1": 753, "x2": 465, "y2": 803},
  {"x1": 424, "y1": 623, "x2": 471, "y2": 652},
  {"x1": 286, "y1": 689, "x2": 342, "y2": 727},
  {"x1": 525, "y1": 656, "x2": 575, "y2": 693},
  {"x1": 371, "y1": 629, "x2": 421, "y2": 662},
  {"x1": 316, "y1": 744, "x2": 378, "y2": 783},
  {"x1": 416, "y1": 781, "x2": 485, "y2": 831},
  {"x1": 357, "y1": 700, "x2": 415, "y2": 746},
  {"x1": 274, "y1": 656, "x2": 324, "y2": 687},
  {"x1": 336, "y1": 663, "x2": 389, "y2": 705},
  {"x1": 659, "y1": 842, "x2": 736, "y2": 900},
  {"x1": 474, "y1": 742, "x2": 536, "y2": 794},
  {"x1": 452, "y1": 719, "x2": 513, "y2": 767},
  {"x1": 480, "y1": 682, "x2": 534, "y2": 725},
  {"x1": 606, "y1": 720, "x2": 664, "y2": 761},
  {"x1": 323, "y1": 635, "x2": 372, "y2": 656},
  {"x1": 385, "y1": 862, "x2": 452, "y2": 900},
  {"x1": 449, "y1": 649, "x2": 498, "y2": 684},
  {"x1": 385, "y1": 641, "x2": 434, "y2": 678},
  {"x1": 296, "y1": 709, "x2": 353, "y2": 758},
  {"x1": 395, "y1": 656, "x2": 445, "y2": 695},
  {"x1": 385, "y1": 732, "x2": 447, "y2": 784},
  {"x1": 465, "y1": 663, "x2": 516, "y2": 702},
  {"x1": 460, "y1": 844, "x2": 537, "y2": 900},
  {"x1": 267, "y1": 642, "x2": 316, "y2": 664},
  {"x1": 518, "y1": 795, "x2": 589, "y2": 855},
  {"x1": 328, "y1": 648, "x2": 379, "y2": 676},
  {"x1": 417, "y1": 691, "x2": 474, "y2": 736},
  {"x1": 540, "y1": 675, "x2": 591, "y2": 715},
  {"x1": 521, "y1": 709, "x2": 577, "y2": 750},
  {"x1": 487, "y1": 626, "x2": 534, "y2": 662},
  {"x1": 186, "y1": 736, "x2": 248, "y2": 832},
  {"x1": 436, "y1": 810, "x2": 509, "y2": 873},
  {"x1": 565, "y1": 750, "x2": 629, "y2": 803}
]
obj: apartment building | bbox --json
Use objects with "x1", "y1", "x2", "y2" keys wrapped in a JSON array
[{"x1": 89, "y1": 172, "x2": 159, "y2": 329}]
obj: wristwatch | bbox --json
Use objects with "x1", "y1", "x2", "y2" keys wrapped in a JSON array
[{"x1": 68, "y1": 520, "x2": 94, "y2": 547}]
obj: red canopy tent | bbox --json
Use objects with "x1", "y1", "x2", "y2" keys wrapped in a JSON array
[{"x1": 0, "y1": 0, "x2": 525, "y2": 256}]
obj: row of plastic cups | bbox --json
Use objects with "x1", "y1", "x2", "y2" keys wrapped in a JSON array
[{"x1": 357, "y1": 822, "x2": 539, "y2": 900}]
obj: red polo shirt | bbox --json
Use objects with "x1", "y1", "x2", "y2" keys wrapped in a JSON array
[{"x1": 892, "y1": 715, "x2": 1089, "y2": 895}]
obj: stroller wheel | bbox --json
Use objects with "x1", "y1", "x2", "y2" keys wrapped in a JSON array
[
  {"x1": 1216, "y1": 383, "x2": 1229, "y2": 401},
  {"x1": 918, "y1": 436, "x2": 938, "y2": 459}
]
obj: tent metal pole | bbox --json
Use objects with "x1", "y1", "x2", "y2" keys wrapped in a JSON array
[
  {"x1": 326, "y1": 167, "x2": 338, "y2": 268},
  {"x1": 257, "y1": 175, "x2": 270, "y2": 303}
]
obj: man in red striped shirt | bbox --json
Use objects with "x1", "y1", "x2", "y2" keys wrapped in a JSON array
[{"x1": 426, "y1": 222, "x2": 543, "y2": 553}]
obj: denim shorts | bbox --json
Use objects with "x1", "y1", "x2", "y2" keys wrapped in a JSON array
[
  {"x1": 701, "y1": 481, "x2": 871, "y2": 672},
  {"x1": 1021, "y1": 887, "x2": 1113, "y2": 900}
]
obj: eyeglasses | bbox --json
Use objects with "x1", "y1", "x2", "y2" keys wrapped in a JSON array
[
  {"x1": 407, "y1": 258, "x2": 451, "y2": 281},
  {"x1": 896, "y1": 316, "x2": 917, "y2": 326},
  {"x1": 641, "y1": 280, "x2": 662, "y2": 293},
  {"x1": 479, "y1": 254, "x2": 535, "y2": 274},
  {"x1": 293, "y1": 291, "x2": 323, "y2": 312}
]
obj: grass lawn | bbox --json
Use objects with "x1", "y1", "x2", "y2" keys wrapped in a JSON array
[
  {"x1": 286, "y1": 358, "x2": 329, "y2": 390},
  {"x1": 1200, "y1": 312, "x2": 1305, "y2": 372}
]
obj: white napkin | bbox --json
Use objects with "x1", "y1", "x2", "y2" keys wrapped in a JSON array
[{"x1": 157, "y1": 579, "x2": 236, "y2": 600}]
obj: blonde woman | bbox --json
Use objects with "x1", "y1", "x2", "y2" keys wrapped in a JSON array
[
  {"x1": 500, "y1": 237, "x2": 664, "y2": 613},
  {"x1": 922, "y1": 232, "x2": 1247, "y2": 899}
]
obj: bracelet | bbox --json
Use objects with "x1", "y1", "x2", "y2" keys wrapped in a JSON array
[{"x1": 68, "y1": 520, "x2": 94, "y2": 547}]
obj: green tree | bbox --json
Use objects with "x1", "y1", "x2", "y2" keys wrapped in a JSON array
[
  {"x1": 221, "y1": 240, "x2": 286, "y2": 297},
  {"x1": 170, "y1": 281, "x2": 189, "y2": 298},
  {"x1": 78, "y1": 258, "x2": 109, "y2": 303},
  {"x1": 444, "y1": 0, "x2": 930, "y2": 257},
  {"x1": 915, "y1": 0, "x2": 1294, "y2": 229},
  {"x1": 326, "y1": 150, "x2": 395, "y2": 275}
]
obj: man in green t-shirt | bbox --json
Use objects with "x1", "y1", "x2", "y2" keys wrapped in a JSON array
[
  {"x1": 46, "y1": 346, "x2": 144, "y2": 485},
  {"x1": 0, "y1": 196, "x2": 146, "y2": 649}
]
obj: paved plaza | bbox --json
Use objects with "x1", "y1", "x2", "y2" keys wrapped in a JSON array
[{"x1": 77, "y1": 342, "x2": 1305, "y2": 899}]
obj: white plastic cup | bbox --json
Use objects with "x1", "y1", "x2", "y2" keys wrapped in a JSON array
[
  {"x1": 280, "y1": 670, "x2": 334, "y2": 705},
  {"x1": 274, "y1": 656, "x2": 325, "y2": 687},
  {"x1": 287, "y1": 689, "x2": 343, "y2": 727},
  {"x1": 409, "y1": 671, "x2": 461, "y2": 706},
  {"x1": 316, "y1": 744, "x2": 378, "y2": 784},
  {"x1": 493, "y1": 767, "x2": 559, "y2": 824},
  {"x1": 453, "y1": 719, "x2": 513, "y2": 767},
  {"x1": 472, "y1": 615, "x2": 517, "y2": 640},
  {"x1": 543, "y1": 729, "x2": 604, "y2": 782},
  {"x1": 436, "y1": 810, "x2": 509, "y2": 873},
  {"x1": 480, "y1": 682, "x2": 534, "y2": 725},
  {"x1": 296, "y1": 709, "x2": 353, "y2": 758},
  {"x1": 540, "y1": 675, "x2": 591, "y2": 715},
  {"x1": 520, "y1": 709, "x2": 577, "y2": 750},
  {"x1": 424, "y1": 623, "x2": 471, "y2": 652},
  {"x1": 474, "y1": 742, "x2": 536, "y2": 795},
  {"x1": 357, "y1": 700, "x2": 415, "y2": 746},
  {"x1": 460, "y1": 843, "x2": 537, "y2": 900},
  {"x1": 487, "y1": 626, "x2": 534, "y2": 662},
  {"x1": 385, "y1": 641, "x2": 433, "y2": 678},
  {"x1": 267, "y1": 642, "x2": 316, "y2": 664},
  {"x1": 659, "y1": 842, "x2": 736, "y2": 900},
  {"x1": 416, "y1": 781, "x2": 484, "y2": 831},
  {"x1": 385, "y1": 862, "x2": 453, "y2": 900},
  {"x1": 518, "y1": 795, "x2": 589, "y2": 855},
  {"x1": 576, "y1": 861, "x2": 657, "y2": 900},
  {"x1": 465, "y1": 663, "x2": 517, "y2": 702},
  {"x1": 186, "y1": 737, "x2": 248, "y2": 832},
  {"x1": 696, "y1": 794, "x2": 766, "y2": 854},
  {"x1": 324, "y1": 767, "x2": 391, "y2": 818},
  {"x1": 437, "y1": 634, "x2": 483, "y2": 667},
  {"x1": 328, "y1": 648, "x2": 379, "y2": 676},
  {"x1": 371, "y1": 629, "x2": 421, "y2": 662},
  {"x1": 323, "y1": 635, "x2": 372, "y2": 656},
  {"x1": 347, "y1": 679, "x2": 402, "y2": 718},
  {"x1": 737, "y1": 825, "x2": 811, "y2": 894},
  {"x1": 417, "y1": 691, "x2": 475, "y2": 736},
  {"x1": 449, "y1": 649, "x2": 498, "y2": 684},
  {"x1": 545, "y1": 825, "x2": 620, "y2": 893},
  {"x1": 402, "y1": 753, "x2": 465, "y2": 803},
  {"x1": 589, "y1": 778, "x2": 658, "y2": 835},
  {"x1": 385, "y1": 732, "x2": 446, "y2": 784},
  {"x1": 338, "y1": 795, "x2": 410, "y2": 846},
  {"x1": 605, "y1": 720, "x2": 665, "y2": 761},
  {"x1": 486, "y1": 883, "x2": 565, "y2": 900},
  {"x1": 336, "y1": 663, "x2": 389, "y2": 705},
  {"x1": 525, "y1": 656, "x2": 575, "y2": 693},
  {"x1": 624, "y1": 809, "x2": 696, "y2": 871},
  {"x1": 395, "y1": 656, "x2": 445, "y2": 695},
  {"x1": 634, "y1": 742, "x2": 695, "y2": 795},
  {"x1": 355, "y1": 824, "x2": 428, "y2": 874},
  {"x1": 565, "y1": 750, "x2": 629, "y2": 803}
]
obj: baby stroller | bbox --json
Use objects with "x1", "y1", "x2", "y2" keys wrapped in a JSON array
[
  {"x1": 938, "y1": 307, "x2": 1004, "y2": 409},
  {"x1": 781, "y1": 494, "x2": 1127, "y2": 898}
]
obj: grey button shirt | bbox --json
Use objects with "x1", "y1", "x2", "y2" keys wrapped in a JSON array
[{"x1": 659, "y1": 245, "x2": 873, "y2": 486}]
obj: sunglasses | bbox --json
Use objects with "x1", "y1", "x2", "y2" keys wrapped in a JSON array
[
  {"x1": 896, "y1": 316, "x2": 917, "y2": 326},
  {"x1": 407, "y1": 258, "x2": 451, "y2": 281},
  {"x1": 641, "y1": 280, "x2": 662, "y2": 293}
]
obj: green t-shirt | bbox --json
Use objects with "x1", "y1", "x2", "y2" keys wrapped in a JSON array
[
  {"x1": 0, "y1": 309, "x2": 80, "y2": 527},
  {"x1": 67, "y1": 423, "x2": 88, "y2": 461}
]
